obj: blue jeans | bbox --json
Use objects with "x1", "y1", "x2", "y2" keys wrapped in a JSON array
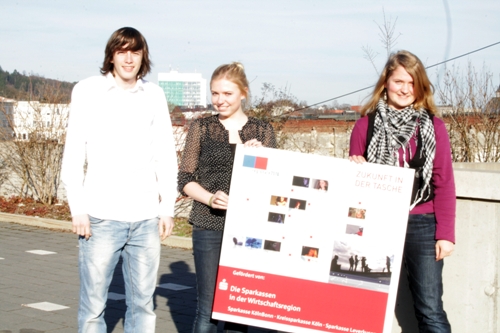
[
  {"x1": 192, "y1": 227, "x2": 247, "y2": 333},
  {"x1": 78, "y1": 216, "x2": 161, "y2": 333},
  {"x1": 403, "y1": 214, "x2": 451, "y2": 333}
]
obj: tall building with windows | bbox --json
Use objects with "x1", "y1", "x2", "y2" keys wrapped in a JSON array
[{"x1": 158, "y1": 71, "x2": 207, "y2": 108}]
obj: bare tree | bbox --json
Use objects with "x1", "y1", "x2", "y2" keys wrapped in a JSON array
[
  {"x1": 362, "y1": 44, "x2": 380, "y2": 76},
  {"x1": 245, "y1": 83, "x2": 359, "y2": 157},
  {"x1": 0, "y1": 81, "x2": 69, "y2": 204},
  {"x1": 362, "y1": 8, "x2": 401, "y2": 73},
  {"x1": 377, "y1": 8, "x2": 401, "y2": 57},
  {"x1": 437, "y1": 62, "x2": 500, "y2": 162},
  {"x1": 247, "y1": 83, "x2": 298, "y2": 149}
]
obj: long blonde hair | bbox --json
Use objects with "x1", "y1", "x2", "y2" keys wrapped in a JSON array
[{"x1": 361, "y1": 50, "x2": 437, "y2": 116}]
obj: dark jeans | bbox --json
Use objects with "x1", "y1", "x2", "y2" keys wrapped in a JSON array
[
  {"x1": 192, "y1": 227, "x2": 247, "y2": 333},
  {"x1": 404, "y1": 214, "x2": 451, "y2": 333}
]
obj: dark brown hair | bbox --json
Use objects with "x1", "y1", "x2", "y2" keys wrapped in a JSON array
[
  {"x1": 100, "y1": 27, "x2": 152, "y2": 79},
  {"x1": 361, "y1": 50, "x2": 437, "y2": 116}
]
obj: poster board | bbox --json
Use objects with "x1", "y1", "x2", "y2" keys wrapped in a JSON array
[{"x1": 213, "y1": 146, "x2": 414, "y2": 333}]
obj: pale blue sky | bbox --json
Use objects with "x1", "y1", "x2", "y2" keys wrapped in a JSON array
[{"x1": 1, "y1": 0, "x2": 499, "y2": 106}]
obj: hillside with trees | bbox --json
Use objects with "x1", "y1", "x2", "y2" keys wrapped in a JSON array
[{"x1": 0, "y1": 66, "x2": 75, "y2": 103}]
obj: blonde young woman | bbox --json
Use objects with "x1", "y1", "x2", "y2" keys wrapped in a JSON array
[
  {"x1": 178, "y1": 62, "x2": 276, "y2": 333},
  {"x1": 349, "y1": 50, "x2": 455, "y2": 333}
]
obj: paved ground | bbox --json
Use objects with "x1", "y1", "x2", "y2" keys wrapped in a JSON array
[{"x1": 0, "y1": 222, "x2": 275, "y2": 333}]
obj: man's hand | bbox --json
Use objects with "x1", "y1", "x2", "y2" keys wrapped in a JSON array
[
  {"x1": 435, "y1": 240, "x2": 454, "y2": 261},
  {"x1": 158, "y1": 216, "x2": 174, "y2": 240},
  {"x1": 72, "y1": 214, "x2": 91, "y2": 240}
]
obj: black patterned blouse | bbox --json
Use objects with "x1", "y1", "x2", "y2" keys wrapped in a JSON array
[{"x1": 178, "y1": 115, "x2": 277, "y2": 231}]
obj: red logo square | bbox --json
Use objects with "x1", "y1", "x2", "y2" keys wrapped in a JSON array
[{"x1": 254, "y1": 157, "x2": 268, "y2": 170}]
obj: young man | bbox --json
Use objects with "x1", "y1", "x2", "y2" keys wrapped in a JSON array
[{"x1": 61, "y1": 27, "x2": 178, "y2": 332}]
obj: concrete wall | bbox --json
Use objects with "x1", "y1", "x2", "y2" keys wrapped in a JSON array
[{"x1": 392, "y1": 163, "x2": 500, "y2": 333}]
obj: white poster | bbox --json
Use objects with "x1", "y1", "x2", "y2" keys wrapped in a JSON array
[{"x1": 213, "y1": 146, "x2": 414, "y2": 333}]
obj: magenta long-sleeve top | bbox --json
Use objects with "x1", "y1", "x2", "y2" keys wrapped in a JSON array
[{"x1": 349, "y1": 115, "x2": 456, "y2": 243}]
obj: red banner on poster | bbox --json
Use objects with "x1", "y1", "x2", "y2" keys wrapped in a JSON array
[{"x1": 214, "y1": 266, "x2": 387, "y2": 333}]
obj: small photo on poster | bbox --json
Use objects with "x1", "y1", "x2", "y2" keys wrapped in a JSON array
[
  {"x1": 289, "y1": 198, "x2": 307, "y2": 210},
  {"x1": 245, "y1": 237, "x2": 262, "y2": 249},
  {"x1": 348, "y1": 207, "x2": 366, "y2": 219},
  {"x1": 270, "y1": 195, "x2": 288, "y2": 207},
  {"x1": 312, "y1": 179, "x2": 329, "y2": 192},
  {"x1": 301, "y1": 246, "x2": 319, "y2": 259},
  {"x1": 231, "y1": 236, "x2": 244, "y2": 246},
  {"x1": 263, "y1": 240, "x2": 281, "y2": 252},
  {"x1": 268, "y1": 212, "x2": 285, "y2": 224},
  {"x1": 328, "y1": 240, "x2": 393, "y2": 292},
  {"x1": 292, "y1": 176, "x2": 310, "y2": 188},
  {"x1": 346, "y1": 224, "x2": 364, "y2": 236}
]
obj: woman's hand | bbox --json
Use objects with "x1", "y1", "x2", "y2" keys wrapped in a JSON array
[
  {"x1": 435, "y1": 240, "x2": 454, "y2": 261},
  {"x1": 349, "y1": 155, "x2": 366, "y2": 164},
  {"x1": 209, "y1": 190, "x2": 230, "y2": 210},
  {"x1": 244, "y1": 139, "x2": 263, "y2": 148}
]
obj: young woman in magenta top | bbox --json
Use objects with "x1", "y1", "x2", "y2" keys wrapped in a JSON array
[{"x1": 349, "y1": 50, "x2": 455, "y2": 333}]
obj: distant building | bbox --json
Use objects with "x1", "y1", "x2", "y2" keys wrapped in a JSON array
[
  {"x1": 485, "y1": 85, "x2": 500, "y2": 114},
  {"x1": 350, "y1": 105, "x2": 362, "y2": 113},
  {"x1": 0, "y1": 97, "x2": 69, "y2": 141},
  {"x1": 437, "y1": 105, "x2": 454, "y2": 116},
  {"x1": 158, "y1": 71, "x2": 207, "y2": 108}
]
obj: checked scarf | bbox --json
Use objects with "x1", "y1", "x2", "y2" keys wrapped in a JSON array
[{"x1": 366, "y1": 99, "x2": 436, "y2": 208}]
